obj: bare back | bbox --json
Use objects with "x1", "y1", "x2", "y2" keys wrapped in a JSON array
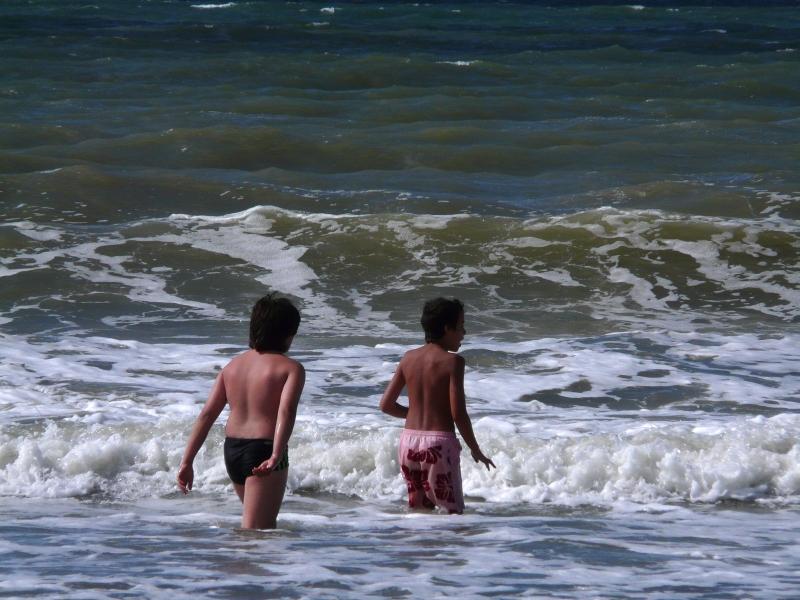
[
  {"x1": 399, "y1": 344, "x2": 462, "y2": 432},
  {"x1": 222, "y1": 349, "x2": 302, "y2": 439}
]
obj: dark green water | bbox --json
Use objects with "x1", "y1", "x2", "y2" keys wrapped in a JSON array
[{"x1": 2, "y1": 3, "x2": 800, "y2": 598}]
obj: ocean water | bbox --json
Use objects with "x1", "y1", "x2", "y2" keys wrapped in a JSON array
[{"x1": 1, "y1": 0, "x2": 800, "y2": 597}]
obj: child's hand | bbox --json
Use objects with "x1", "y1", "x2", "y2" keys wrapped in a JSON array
[
  {"x1": 471, "y1": 449, "x2": 496, "y2": 471},
  {"x1": 177, "y1": 463, "x2": 194, "y2": 494},
  {"x1": 252, "y1": 456, "x2": 279, "y2": 476}
]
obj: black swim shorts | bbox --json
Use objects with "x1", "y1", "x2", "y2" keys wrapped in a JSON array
[{"x1": 223, "y1": 437, "x2": 289, "y2": 485}]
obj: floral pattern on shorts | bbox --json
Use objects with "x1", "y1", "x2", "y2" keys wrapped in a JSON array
[{"x1": 398, "y1": 429, "x2": 464, "y2": 513}]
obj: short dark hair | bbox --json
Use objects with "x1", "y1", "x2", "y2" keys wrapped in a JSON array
[
  {"x1": 420, "y1": 297, "x2": 464, "y2": 342},
  {"x1": 249, "y1": 294, "x2": 300, "y2": 353}
]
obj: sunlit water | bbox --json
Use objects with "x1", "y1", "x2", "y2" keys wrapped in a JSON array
[{"x1": 1, "y1": 1, "x2": 799, "y2": 597}]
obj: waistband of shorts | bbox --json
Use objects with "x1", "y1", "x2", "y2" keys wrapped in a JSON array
[
  {"x1": 224, "y1": 437, "x2": 274, "y2": 444},
  {"x1": 401, "y1": 428, "x2": 457, "y2": 440}
]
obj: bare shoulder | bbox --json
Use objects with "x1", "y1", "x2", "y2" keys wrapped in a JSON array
[
  {"x1": 220, "y1": 350, "x2": 248, "y2": 373},
  {"x1": 256, "y1": 351, "x2": 304, "y2": 372},
  {"x1": 435, "y1": 351, "x2": 464, "y2": 377},
  {"x1": 264, "y1": 353, "x2": 304, "y2": 379},
  {"x1": 448, "y1": 352, "x2": 465, "y2": 370},
  {"x1": 285, "y1": 356, "x2": 305, "y2": 375},
  {"x1": 399, "y1": 346, "x2": 425, "y2": 368},
  {"x1": 405, "y1": 346, "x2": 426, "y2": 357}
]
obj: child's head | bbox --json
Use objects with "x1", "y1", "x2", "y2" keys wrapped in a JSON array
[
  {"x1": 249, "y1": 293, "x2": 301, "y2": 353},
  {"x1": 421, "y1": 297, "x2": 464, "y2": 343}
]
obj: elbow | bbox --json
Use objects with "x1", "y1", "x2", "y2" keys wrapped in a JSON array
[{"x1": 379, "y1": 396, "x2": 399, "y2": 416}]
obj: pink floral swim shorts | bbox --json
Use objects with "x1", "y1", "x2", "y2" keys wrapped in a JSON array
[{"x1": 398, "y1": 429, "x2": 464, "y2": 514}]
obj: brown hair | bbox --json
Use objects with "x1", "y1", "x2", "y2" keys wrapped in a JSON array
[
  {"x1": 249, "y1": 293, "x2": 300, "y2": 353},
  {"x1": 420, "y1": 297, "x2": 464, "y2": 342}
]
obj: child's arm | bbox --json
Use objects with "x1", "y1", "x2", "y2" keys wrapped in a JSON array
[
  {"x1": 379, "y1": 363, "x2": 408, "y2": 420},
  {"x1": 451, "y1": 355, "x2": 495, "y2": 471},
  {"x1": 252, "y1": 362, "x2": 305, "y2": 475},
  {"x1": 177, "y1": 372, "x2": 228, "y2": 493}
]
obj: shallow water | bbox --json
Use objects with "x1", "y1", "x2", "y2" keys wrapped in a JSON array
[
  {"x1": 3, "y1": 497, "x2": 800, "y2": 598},
  {"x1": 2, "y1": 0, "x2": 799, "y2": 597}
]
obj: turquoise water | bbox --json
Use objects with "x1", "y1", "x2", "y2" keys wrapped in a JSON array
[{"x1": 1, "y1": 1, "x2": 800, "y2": 598}]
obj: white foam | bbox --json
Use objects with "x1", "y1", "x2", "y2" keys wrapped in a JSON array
[
  {"x1": 190, "y1": 3, "x2": 236, "y2": 9},
  {"x1": 153, "y1": 204, "x2": 800, "y2": 327},
  {"x1": 2, "y1": 233, "x2": 226, "y2": 317},
  {"x1": 6, "y1": 221, "x2": 63, "y2": 241},
  {"x1": 0, "y1": 265, "x2": 42, "y2": 279},
  {"x1": 503, "y1": 236, "x2": 552, "y2": 248},
  {"x1": 410, "y1": 213, "x2": 470, "y2": 229},
  {"x1": 568, "y1": 208, "x2": 800, "y2": 320},
  {"x1": 523, "y1": 267, "x2": 583, "y2": 287},
  {"x1": 3, "y1": 414, "x2": 800, "y2": 506},
  {"x1": 2, "y1": 320, "x2": 797, "y2": 429},
  {"x1": 0, "y1": 332, "x2": 233, "y2": 423},
  {"x1": 165, "y1": 207, "x2": 342, "y2": 325},
  {"x1": 149, "y1": 229, "x2": 313, "y2": 299},
  {"x1": 759, "y1": 191, "x2": 799, "y2": 215}
]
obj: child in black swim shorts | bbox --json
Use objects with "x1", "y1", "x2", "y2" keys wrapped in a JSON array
[{"x1": 177, "y1": 293, "x2": 305, "y2": 529}]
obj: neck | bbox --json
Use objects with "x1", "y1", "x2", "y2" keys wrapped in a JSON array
[{"x1": 427, "y1": 340, "x2": 449, "y2": 351}]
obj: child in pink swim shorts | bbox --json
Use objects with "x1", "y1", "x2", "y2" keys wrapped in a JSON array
[{"x1": 380, "y1": 298, "x2": 495, "y2": 513}]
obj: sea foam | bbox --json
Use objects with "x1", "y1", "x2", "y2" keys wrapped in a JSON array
[{"x1": 2, "y1": 415, "x2": 799, "y2": 506}]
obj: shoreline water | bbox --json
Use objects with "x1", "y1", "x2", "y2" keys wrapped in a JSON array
[
  {"x1": 2, "y1": 1, "x2": 799, "y2": 597},
  {"x1": 3, "y1": 495, "x2": 800, "y2": 598}
]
